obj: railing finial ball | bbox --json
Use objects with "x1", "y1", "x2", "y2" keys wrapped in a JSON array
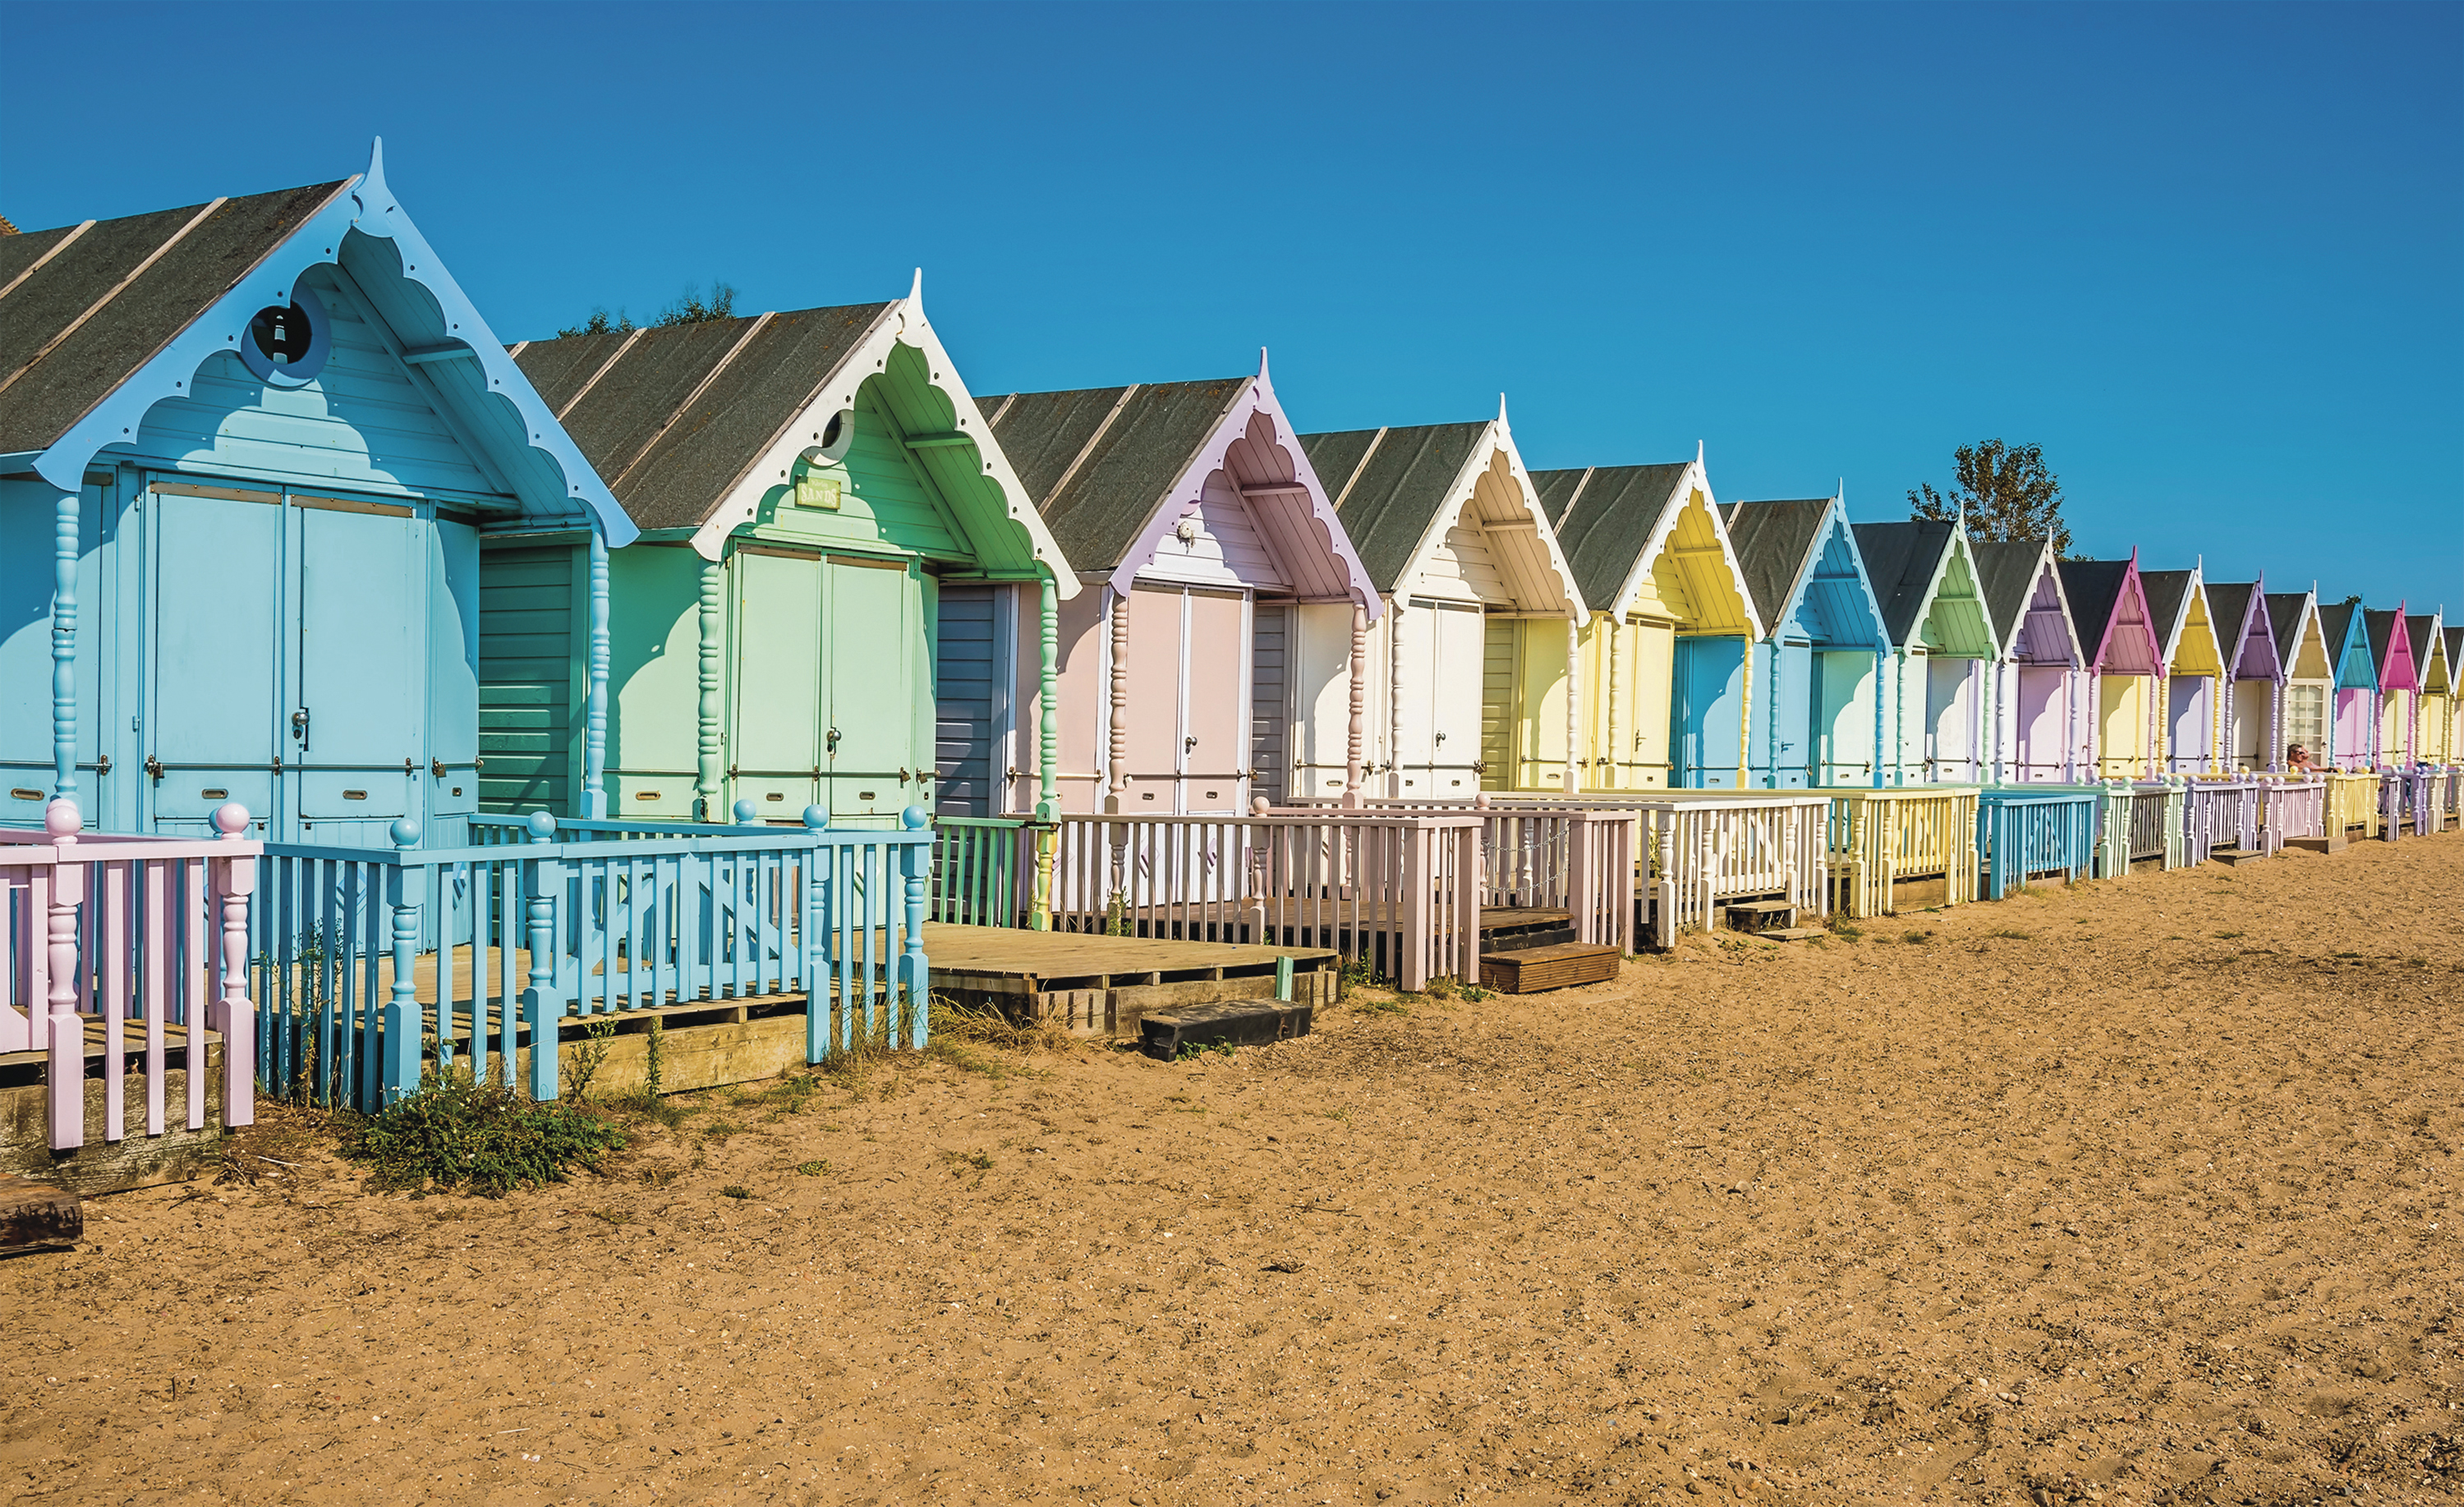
[
  {"x1": 210, "y1": 802, "x2": 248, "y2": 838},
  {"x1": 901, "y1": 805, "x2": 929, "y2": 830},
  {"x1": 802, "y1": 804, "x2": 829, "y2": 829},
  {"x1": 44, "y1": 797, "x2": 82, "y2": 839},
  {"x1": 525, "y1": 810, "x2": 557, "y2": 842},
  {"x1": 733, "y1": 799, "x2": 761, "y2": 825},
  {"x1": 1252, "y1": 797, "x2": 1271, "y2": 816},
  {"x1": 390, "y1": 817, "x2": 421, "y2": 849}
]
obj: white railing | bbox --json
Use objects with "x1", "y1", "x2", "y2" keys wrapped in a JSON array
[{"x1": 2, "y1": 802, "x2": 260, "y2": 1152}]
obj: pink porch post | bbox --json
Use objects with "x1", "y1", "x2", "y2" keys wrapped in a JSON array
[{"x1": 44, "y1": 801, "x2": 83, "y2": 1149}]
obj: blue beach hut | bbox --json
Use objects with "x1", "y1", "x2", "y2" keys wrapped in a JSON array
[{"x1": 1719, "y1": 489, "x2": 1892, "y2": 788}]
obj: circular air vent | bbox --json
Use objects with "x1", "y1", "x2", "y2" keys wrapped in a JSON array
[{"x1": 237, "y1": 287, "x2": 332, "y2": 387}]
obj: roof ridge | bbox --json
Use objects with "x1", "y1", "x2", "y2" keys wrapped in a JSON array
[
  {"x1": 0, "y1": 197, "x2": 228, "y2": 397},
  {"x1": 608, "y1": 312, "x2": 776, "y2": 490},
  {"x1": 1039, "y1": 384, "x2": 1140, "y2": 508},
  {"x1": 0, "y1": 218, "x2": 94, "y2": 301}
]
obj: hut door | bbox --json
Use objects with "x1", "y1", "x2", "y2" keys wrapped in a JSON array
[
  {"x1": 1814, "y1": 650, "x2": 1878, "y2": 786},
  {"x1": 145, "y1": 489, "x2": 283, "y2": 834},
  {"x1": 1925, "y1": 656, "x2": 1977, "y2": 781},
  {"x1": 1250, "y1": 604, "x2": 1289, "y2": 807},
  {"x1": 1420, "y1": 602, "x2": 1484, "y2": 797},
  {"x1": 1179, "y1": 589, "x2": 1247, "y2": 813},
  {"x1": 293, "y1": 501, "x2": 421, "y2": 839},
  {"x1": 2167, "y1": 676, "x2": 2212, "y2": 771},
  {"x1": 931, "y1": 584, "x2": 1005, "y2": 818},
  {"x1": 2230, "y1": 681, "x2": 2270, "y2": 770},
  {"x1": 1768, "y1": 641, "x2": 1814, "y2": 788},
  {"x1": 1672, "y1": 636, "x2": 1745, "y2": 788},
  {"x1": 1479, "y1": 619, "x2": 1518, "y2": 788},
  {"x1": 731, "y1": 550, "x2": 823, "y2": 817},
  {"x1": 824, "y1": 557, "x2": 916, "y2": 823},
  {"x1": 2015, "y1": 666, "x2": 2066, "y2": 780}
]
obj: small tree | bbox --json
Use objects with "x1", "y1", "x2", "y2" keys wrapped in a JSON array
[
  {"x1": 1909, "y1": 439, "x2": 2070, "y2": 555},
  {"x1": 555, "y1": 307, "x2": 634, "y2": 338},
  {"x1": 553, "y1": 280, "x2": 738, "y2": 340}
]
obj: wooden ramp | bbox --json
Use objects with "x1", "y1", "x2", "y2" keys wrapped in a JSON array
[{"x1": 926, "y1": 924, "x2": 1340, "y2": 1040}]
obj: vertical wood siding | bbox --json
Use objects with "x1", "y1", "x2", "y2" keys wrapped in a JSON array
[
  {"x1": 934, "y1": 585, "x2": 1001, "y2": 817},
  {"x1": 601, "y1": 544, "x2": 705, "y2": 814},
  {"x1": 477, "y1": 544, "x2": 576, "y2": 814},
  {"x1": 1479, "y1": 618, "x2": 1518, "y2": 785},
  {"x1": 1250, "y1": 604, "x2": 1289, "y2": 806}
]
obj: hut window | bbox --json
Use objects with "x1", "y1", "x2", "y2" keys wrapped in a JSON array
[
  {"x1": 2287, "y1": 685, "x2": 2327, "y2": 755},
  {"x1": 237, "y1": 287, "x2": 331, "y2": 385}
]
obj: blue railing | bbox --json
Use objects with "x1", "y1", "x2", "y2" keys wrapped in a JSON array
[
  {"x1": 1974, "y1": 788, "x2": 2100, "y2": 898},
  {"x1": 252, "y1": 807, "x2": 932, "y2": 1110}
]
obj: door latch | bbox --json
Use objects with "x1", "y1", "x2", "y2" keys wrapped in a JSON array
[
  {"x1": 432, "y1": 757, "x2": 448, "y2": 778},
  {"x1": 1434, "y1": 730, "x2": 1447, "y2": 745},
  {"x1": 145, "y1": 755, "x2": 163, "y2": 781},
  {"x1": 94, "y1": 753, "x2": 112, "y2": 777},
  {"x1": 897, "y1": 768, "x2": 912, "y2": 784},
  {"x1": 290, "y1": 708, "x2": 311, "y2": 751},
  {"x1": 826, "y1": 727, "x2": 841, "y2": 753},
  {"x1": 1184, "y1": 735, "x2": 1198, "y2": 752}
]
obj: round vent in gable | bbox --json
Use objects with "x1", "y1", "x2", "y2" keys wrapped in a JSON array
[{"x1": 238, "y1": 287, "x2": 333, "y2": 387}]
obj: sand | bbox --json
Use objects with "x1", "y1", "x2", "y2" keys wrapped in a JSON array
[{"x1": 4, "y1": 834, "x2": 2459, "y2": 1507}]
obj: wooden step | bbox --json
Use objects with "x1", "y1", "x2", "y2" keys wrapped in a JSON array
[
  {"x1": 2209, "y1": 847, "x2": 2266, "y2": 866},
  {"x1": 1478, "y1": 943, "x2": 1622, "y2": 995},
  {"x1": 1755, "y1": 927, "x2": 1827, "y2": 942},
  {"x1": 1, "y1": 1176, "x2": 81, "y2": 1253},
  {"x1": 1723, "y1": 899, "x2": 1797, "y2": 933},
  {"x1": 1139, "y1": 999, "x2": 1313, "y2": 1060}
]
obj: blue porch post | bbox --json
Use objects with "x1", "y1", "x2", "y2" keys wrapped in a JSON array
[
  {"x1": 1871, "y1": 647, "x2": 1887, "y2": 788},
  {"x1": 802, "y1": 804, "x2": 830, "y2": 1062},
  {"x1": 519, "y1": 811, "x2": 562, "y2": 1099},
  {"x1": 383, "y1": 819, "x2": 424, "y2": 1102},
  {"x1": 582, "y1": 527, "x2": 610, "y2": 819},
  {"x1": 899, "y1": 806, "x2": 930, "y2": 1046},
  {"x1": 52, "y1": 489, "x2": 77, "y2": 808}
]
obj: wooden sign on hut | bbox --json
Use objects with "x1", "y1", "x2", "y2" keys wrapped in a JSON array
[
  {"x1": 0, "y1": 142, "x2": 637, "y2": 843},
  {"x1": 1299, "y1": 404, "x2": 1587, "y2": 797},
  {"x1": 1534, "y1": 451, "x2": 1761, "y2": 789},
  {"x1": 507, "y1": 277, "x2": 1074, "y2": 827}
]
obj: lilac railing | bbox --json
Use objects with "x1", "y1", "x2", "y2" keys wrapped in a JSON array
[
  {"x1": 2182, "y1": 779, "x2": 2264, "y2": 864},
  {"x1": 1, "y1": 802, "x2": 260, "y2": 1152},
  {"x1": 1279, "y1": 801, "x2": 1637, "y2": 952},
  {"x1": 2256, "y1": 776, "x2": 2325, "y2": 848}
]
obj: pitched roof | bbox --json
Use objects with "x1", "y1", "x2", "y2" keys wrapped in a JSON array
[
  {"x1": 2264, "y1": 590, "x2": 2313, "y2": 652},
  {"x1": 2363, "y1": 608, "x2": 2404, "y2": 669},
  {"x1": 1298, "y1": 423, "x2": 1492, "y2": 592},
  {"x1": 0, "y1": 181, "x2": 351, "y2": 454},
  {"x1": 2203, "y1": 581, "x2": 2261, "y2": 667},
  {"x1": 2138, "y1": 570, "x2": 2194, "y2": 650},
  {"x1": 2057, "y1": 558, "x2": 2134, "y2": 645},
  {"x1": 1531, "y1": 463, "x2": 1690, "y2": 613},
  {"x1": 2405, "y1": 611, "x2": 2439, "y2": 663},
  {"x1": 1716, "y1": 498, "x2": 1830, "y2": 632},
  {"x1": 981, "y1": 378, "x2": 1252, "y2": 571},
  {"x1": 1850, "y1": 521, "x2": 1956, "y2": 646},
  {"x1": 1969, "y1": 539, "x2": 2053, "y2": 649},
  {"x1": 513, "y1": 303, "x2": 891, "y2": 532}
]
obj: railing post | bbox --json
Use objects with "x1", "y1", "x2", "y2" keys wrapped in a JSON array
[
  {"x1": 1344, "y1": 602, "x2": 1367, "y2": 807},
  {"x1": 696, "y1": 555, "x2": 724, "y2": 821},
  {"x1": 582, "y1": 527, "x2": 611, "y2": 820},
  {"x1": 211, "y1": 802, "x2": 256, "y2": 1130},
  {"x1": 802, "y1": 804, "x2": 830, "y2": 1063},
  {"x1": 52, "y1": 490, "x2": 80, "y2": 805},
  {"x1": 520, "y1": 811, "x2": 561, "y2": 1100},
  {"x1": 899, "y1": 807, "x2": 931, "y2": 1047},
  {"x1": 383, "y1": 819, "x2": 423, "y2": 1104},
  {"x1": 43, "y1": 800, "x2": 84, "y2": 1150}
]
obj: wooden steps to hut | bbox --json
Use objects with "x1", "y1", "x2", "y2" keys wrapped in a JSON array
[
  {"x1": 1478, "y1": 943, "x2": 1621, "y2": 995},
  {"x1": 1723, "y1": 898, "x2": 1798, "y2": 934},
  {"x1": 1, "y1": 1176, "x2": 82, "y2": 1253},
  {"x1": 1140, "y1": 999, "x2": 1314, "y2": 1060}
]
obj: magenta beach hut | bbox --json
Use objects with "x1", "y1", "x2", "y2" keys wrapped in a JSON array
[
  {"x1": 2365, "y1": 607, "x2": 2420, "y2": 768},
  {"x1": 1970, "y1": 538, "x2": 2084, "y2": 783},
  {"x1": 2056, "y1": 553, "x2": 2165, "y2": 779}
]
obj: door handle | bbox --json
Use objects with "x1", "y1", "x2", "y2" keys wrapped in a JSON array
[
  {"x1": 1184, "y1": 736, "x2": 1198, "y2": 752},
  {"x1": 826, "y1": 728, "x2": 841, "y2": 753}
]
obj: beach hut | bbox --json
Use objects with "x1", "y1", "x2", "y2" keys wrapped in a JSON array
[
  {"x1": 0, "y1": 142, "x2": 637, "y2": 843},
  {"x1": 2138, "y1": 567, "x2": 2226, "y2": 773},
  {"x1": 2418, "y1": 619, "x2": 2456, "y2": 765},
  {"x1": 2200, "y1": 578, "x2": 2282, "y2": 773},
  {"x1": 2315, "y1": 602, "x2": 2379, "y2": 770},
  {"x1": 2057, "y1": 554, "x2": 2165, "y2": 779},
  {"x1": 2265, "y1": 589, "x2": 2333, "y2": 770},
  {"x1": 979, "y1": 358, "x2": 1379, "y2": 814},
  {"x1": 1715, "y1": 491, "x2": 1889, "y2": 788},
  {"x1": 2365, "y1": 607, "x2": 2420, "y2": 769},
  {"x1": 504, "y1": 279, "x2": 1073, "y2": 828},
  {"x1": 1850, "y1": 520, "x2": 1997, "y2": 784},
  {"x1": 1532, "y1": 454, "x2": 1761, "y2": 788},
  {"x1": 1297, "y1": 407, "x2": 1584, "y2": 797},
  {"x1": 1970, "y1": 537, "x2": 2085, "y2": 783}
]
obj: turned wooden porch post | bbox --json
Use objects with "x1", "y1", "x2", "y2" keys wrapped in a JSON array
[
  {"x1": 582, "y1": 527, "x2": 611, "y2": 819},
  {"x1": 1105, "y1": 589, "x2": 1130, "y2": 814},
  {"x1": 696, "y1": 556, "x2": 724, "y2": 820},
  {"x1": 1344, "y1": 603, "x2": 1367, "y2": 807},
  {"x1": 1564, "y1": 616, "x2": 1582, "y2": 794},
  {"x1": 52, "y1": 489, "x2": 78, "y2": 804}
]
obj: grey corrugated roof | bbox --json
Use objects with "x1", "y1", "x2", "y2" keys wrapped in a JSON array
[
  {"x1": 1969, "y1": 539, "x2": 2052, "y2": 648},
  {"x1": 0, "y1": 181, "x2": 350, "y2": 454},
  {"x1": 2363, "y1": 608, "x2": 2403, "y2": 672},
  {"x1": 513, "y1": 303, "x2": 891, "y2": 532},
  {"x1": 1850, "y1": 521, "x2": 1953, "y2": 646},
  {"x1": 2058, "y1": 559, "x2": 2132, "y2": 650},
  {"x1": 1533, "y1": 463, "x2": 1689, "y2": 613},
  {"x1": 981, "y1": 378, "x2": 1247, "y2": 570},
  {"x1": 1717, "y1": 499, "x2": 1830, "y2": 632},
  {"x1": 2318, "y1": 602, "x2": 2361, "y2": 666},
  {"x1": 2405, "y1": 612, "x2": 2439, "y2": 663},
  {"x1": 2448, "y1": 626, "x2": 2462, "y2": 674},
  {"x1": 2204, "y1": 581, "x2": 2259, "y2": 667},
  {"x1": 2264, "y1": 591, "x2": 2311, "y2": 653},
  {"x1": 1302, "y1": 423, "x2": 1490, "y2": 592},
  {"x1": 2138, "y1": 570, "x2": 2193, "y2": 650}
]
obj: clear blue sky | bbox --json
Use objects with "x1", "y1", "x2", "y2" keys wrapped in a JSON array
[{"x1": 4, "y1": 2, "x2": 2457, "y2": 612}]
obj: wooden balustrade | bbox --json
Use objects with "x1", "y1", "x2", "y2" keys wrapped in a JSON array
[
  {"x1": 1816, "y1": 787, "x2": 1981, "y2": 919},
  {"x1": 2322, "y1": 772, "x2": 2380, "y2": 841},
  {"x1": 2122, "y1": 783, "x2": 2187, "y2": 868},
  {"x1": 2181, "y1": 780, "x2": 2264, "y2": 863},
  {"x1": 1975, "y1": 789, "x2": 2100, "y2": 898},
  {"x1": 1, "y1": 801, "x2": 259, "y2": 1153},
  {"x1": 2257, "y1": 776, "x2": 2326, "y2": 845}
]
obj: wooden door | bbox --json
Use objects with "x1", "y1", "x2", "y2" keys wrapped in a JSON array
[
  {"x1": 1672, "y1": 636, "x2": 1745, "y2": 788},
  {"x1": 147, "y1": 489, "x2": 282, "y2": 832},
  {"x1": 1815, "y1": 650, "x2": 1879, "y2": 786},
  {"x1": 1118, "y1": 585, "x2": 1185, "y2": 811},
  {"x1": 295, "y1": 500, "x2": 421, "y2": 836},
  {"x1": 1759, "y1": 641, "x2": 1814, "y2": 788},
  {"x1": 2015, "y1": 665, "x2": 2066, "y2": 780},
  {"x1": 1179, "y1": 589, "x2": 1246, "y2": 812},
  {"x1": 1478, "y1": 618, "x2": 1518, "y2": 787},
  {"x1": 1926, "y1": 655, "x2": 1977, "y2": 781},
  {"x1": 2096, "y1": 674, "x2": 2145, "y2": 778},
  {"x1": 825, "y1": 557, "x2": 915, "y2": 823},
  {"x1": 2331, "y1": 688, "x2": 2372, "y2": 768},
  {"x1": 732, "y1": 550, "x2": 823, "y2": 816},
  {"x1": 932, "y1": 584, "x2": 1002, "y2": 818},
  {"x1": 2167, "y1": 675, "x2": 2212, "y2": 771}
]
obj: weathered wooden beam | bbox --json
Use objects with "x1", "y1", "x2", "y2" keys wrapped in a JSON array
[{"x1": 0, "y1": 1176, "x2": 82, "y2": 1252}]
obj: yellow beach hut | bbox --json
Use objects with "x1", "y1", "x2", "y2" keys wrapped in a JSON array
[{"x1": 2139, "y1": 567, "x2": 2226, "y2": 773}]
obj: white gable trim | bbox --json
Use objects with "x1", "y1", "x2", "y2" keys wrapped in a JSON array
[
  {"x1": 1609, "y1": 457, "x2": 1763, "y2": 639},
  {"x1": 1391, "y1": 416, "x2": 1585, "y2": 619}
]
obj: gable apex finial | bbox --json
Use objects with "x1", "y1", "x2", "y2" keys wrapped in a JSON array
[
  {"x1": 1696, "y1": 439, "x2": 1704, "y2": 466},
  {"x1": 907, "y1": 267, "x2": 924, "y2": 313},
  {"x1": 1496, "y1": 392, "x2": 1508, "y2": 427},
  {"x1": 355, "y1": 136, "x2": 395, "y2": 221},
  {"x1": 1257, "y1": 346, "x2": 1270, "y2": 384}
]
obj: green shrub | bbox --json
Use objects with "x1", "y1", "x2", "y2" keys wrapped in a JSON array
[{"x1": 341, "y1": 1074, "x2": 627, "y2": 1198}]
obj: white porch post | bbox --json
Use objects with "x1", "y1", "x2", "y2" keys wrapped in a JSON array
[
  {"x1": 1106, "y1": 590, "x2": 1129, "y2": 814},
  {"x1": 1872, "y1": 647, "x2": 1888, "y2": 789},
  {"x1": 52, "y1": 489, "x2": 78, "y2": 808},
  {"x1": 582, "y1": 527, "x2": 610, "y2": 819},
  {"x1": 1605, "y1": 618, "x2": 1622, "y2": 789},
  {"x1": 1343, "y1": 603, "x2": 1366, "y2": 807},
  {"x1": 1388, "y1": 597, "x2": 1406, "y2": 798},
  {"x1": 1564, "y1": 616, "x2": 1581, "y2": 794},
  {"x1": 695, "y1": 556, "x2": 724, "y2": 820}
]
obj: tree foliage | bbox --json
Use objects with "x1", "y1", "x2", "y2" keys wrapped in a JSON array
[
  {"x1": 1909, "y1": 439, "x2": 2070, "y2": 556},
  {"x1": 555, "y1": 280, "x2": 740, "y2": 339}
]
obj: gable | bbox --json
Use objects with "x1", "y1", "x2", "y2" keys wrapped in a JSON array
[
  {"x1": 1642, "y1": 480, "x2": 1754, "y2": 636},
  {"x1": 2273, "y1": 595, "x2": 2333, "y2": 681},
  {"x1": 2009, "y1": 561, "x2": 2080, "y2": 666},
  {"x1": 2167, "y1": 580, "x2": 2225, "y2": 677},
  {"x1": 1798, "y1": 510, "x2": 1885, "y2": 648},
  {"x1": 1913, "y1": 537, "x2": 1996, "y2": 658},
  {"x1": 748, "y1": 376, "x2": 969, "y2": 559}
]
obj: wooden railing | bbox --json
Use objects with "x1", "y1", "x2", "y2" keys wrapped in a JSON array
[
  {"x1": 2181, "y1": 779, "x2": 2264, "y2": 863},
  {"x1": 1284, "y1": 801, "x2": 1638, "y2": 951},
  {"x1": 1, "y1": 802, "x2": 260, "y2": 1152},
  {"x1": 1046, "y1": 812, "x2": 1483, "y2": 992},
  {"x1": 1975, "y1": 789, "x2": 2099, "y2": 898},
  {"x1": 2434, "y1": 765, "x2": 2462, "y2": 831},
  {"x1": 928, "y1": 816, "x2": 1043, "y2": 928},
  {"x1": 2257, "y1": 776, "x2": 2325, "y2": 846},
  {"x1": 1816, "y1": 787, "x2": 1981, "y2": 918},
  {"x1": 2122, "y1": 783, "x2": 2187, "y2": 868},
  {"x1": 254, "y1": 810, "x2": 931, "y2": 1110},
  {"x1": 2379, "y1": 768, "x2": 2435, "y2": 840},
  {"x1": 2323, "y1": 772, "x2": 2380, "y2": 841}
]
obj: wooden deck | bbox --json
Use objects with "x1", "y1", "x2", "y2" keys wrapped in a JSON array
[
  {"x1": 926, "y1": 922, "x2": 1340, "y2": 1039},
  {"x1": 1, "y1": 1018, "x2": 219, "y2": 1071}
]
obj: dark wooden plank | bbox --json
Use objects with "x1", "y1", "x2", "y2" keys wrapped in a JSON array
[{"x1": 1, "y1": 1176, "x2": 82, "y2": 1252}]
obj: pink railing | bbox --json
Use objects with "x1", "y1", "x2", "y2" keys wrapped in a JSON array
[
  {"x1": 2256, "y1": 776, "x2": 2325, "y2": 847},
  {"x1": 2, "y1": 802, "x2": 260, "y2": 1153},
  {"x1": 1046, "y1": 811, "x2": 1483, "y2": 992},
  {"x1": 1277, "y1": 802, "x2": 1636, "y2": 953}
]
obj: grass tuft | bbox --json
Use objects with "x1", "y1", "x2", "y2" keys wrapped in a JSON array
[{"x1": 340, "y1": 1073, "x2": 627, "y2": 1198}]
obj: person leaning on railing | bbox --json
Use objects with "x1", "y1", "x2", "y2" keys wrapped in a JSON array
[{"x1": 2286, "y1": 743, "x2": 2319, "y2": 778}]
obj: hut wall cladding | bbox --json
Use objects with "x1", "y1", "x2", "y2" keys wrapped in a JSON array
[{"x1": 1576, "y1": 609, "x2": 1679, "y2": 790}]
